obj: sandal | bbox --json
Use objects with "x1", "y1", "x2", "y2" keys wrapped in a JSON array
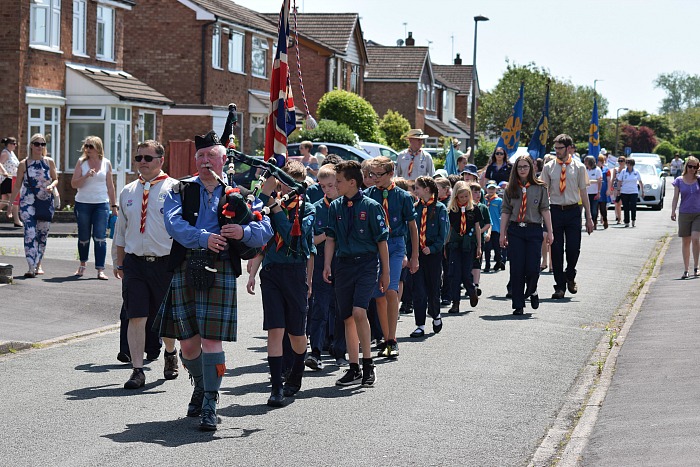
[
  {"x1": 35, "y1": 266, "x2": 44, "y2": 275},
  {"x1": 681, "y1": 271, "x2": 689, "y2": 280},
  {"x1": 97, "y1": 270, "x2": 109, "y2": 281},
  {"x1": 695, "y1": 268, "x2": 699, "y2": 277},
  {"x1": 74, "y1": 265, "x2": 86, "y2": 277},
  {"x1": 540, "y1": 264, "x2": 548, "y2": 271}
]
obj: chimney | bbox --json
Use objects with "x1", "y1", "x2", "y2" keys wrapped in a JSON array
[
  {"x1": 454, "y1": 53, "x2": 462, "y2": 65},
  {"x1": 405, "y1": 32, "x2": 415, "y2": 46}
]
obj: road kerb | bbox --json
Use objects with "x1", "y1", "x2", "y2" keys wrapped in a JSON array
[{"x1": 0, "y1": 323, "x2": 120, "y2": 358}]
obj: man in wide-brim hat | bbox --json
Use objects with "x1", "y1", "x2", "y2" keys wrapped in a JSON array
[{"x1": 395, "y1": 129, "x2": 435, "y2": 180}]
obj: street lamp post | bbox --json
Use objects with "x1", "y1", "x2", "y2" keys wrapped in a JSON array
[
  {"x1": 469, "y1": 15, "x2": 489, "y2": 163},
  {"x1": 615, "y1": 107, "x2": 629, "y2": 156}
]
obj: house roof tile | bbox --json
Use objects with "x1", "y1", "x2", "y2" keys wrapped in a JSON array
[
  {"x1": 189, "y1": 0, "x2": 277, "y2": 35},
  {"x1": 432, "y1": 64, "x2": 474, "y2": 93},
  {"x1": 261, "y1": 12, "x2": 360, "y2": 54},
  {"x1": 71, "y1": 66, "x2": 173, "y2": 106},
  {"x1": 365, "y1": 45, "x2": 429, "y2": 80}
]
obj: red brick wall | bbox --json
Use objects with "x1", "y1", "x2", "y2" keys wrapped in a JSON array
[
  {"x1": 365, "y1": 82, "x2": 419, "y2": 127},
  {"x1": 0, "y1": 2, "x2": 25, "y2": 146},
  {"x1": 288, "y1": 42, "x2": 329, "y2": 118}
]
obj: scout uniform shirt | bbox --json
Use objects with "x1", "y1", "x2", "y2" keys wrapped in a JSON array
[
  {"x1": 325, "y1": 191, "x2": 389, "y2": 257},
  {"x1": 541, "y1": 157, "x2": 589, "y2": 206},
  {"x1": 414, "y1": 199, "x2": 448, "y2": 255},
  {"x1": 447, "y1": 206, "x2": 483, "y2": 251},
  {"x1": 364, "y1": 185, "x2": 417, "y2": 238},
  {"x1": 313, "y1": 195, "x2": 335, "y2": 252},
  {"x1": 395, "y1": 148, "x2": 435, "y2": 180},
  {"x1": 259, "y1": 192, "x2": 316, "y2": 266},
  {"x1": 502, "y1": 184, "x2": 550, "y2": 224}
]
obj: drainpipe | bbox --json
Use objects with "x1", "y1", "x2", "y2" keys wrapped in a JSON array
[{"x1": 201, "y1": 20, "x2": 217, "y2": 105}]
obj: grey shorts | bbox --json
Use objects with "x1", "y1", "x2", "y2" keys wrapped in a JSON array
[{"x1": 678, "y1": 212, "x2": 700, "y2": 237}]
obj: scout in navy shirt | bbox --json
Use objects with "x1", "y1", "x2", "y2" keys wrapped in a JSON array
[{"x1": 324, "y1": 161, "x2": 389, "y2": 387}]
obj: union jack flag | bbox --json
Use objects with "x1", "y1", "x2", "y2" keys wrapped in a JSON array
[{"x1": 264, "y1": 0, "x2": 296, "y2": 167}]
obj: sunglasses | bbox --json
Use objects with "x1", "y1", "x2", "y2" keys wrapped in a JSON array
[
  {"x1": 495, "y1": 151, "x2": 505, "y2": 156},
  {"x1": 687, "y1": 165, "x2": 699, "y2": 169},
  {"x1": 84, "y1": 144, "x2": 95, "y2": 150},
  {"x1": 135, "y1": 154, "x2": 161, "y2": 162},
  {"x1": 32, "y1": 142, "x2": 47, "y2": 147}
]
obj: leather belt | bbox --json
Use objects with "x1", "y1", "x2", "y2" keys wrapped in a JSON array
[
  {"x1": 550, "y1": 204, "x2": 579, "y2": 211},
  {"x1": 511, "y1": 222, "x2": 541, "y2": 228},
  {"x1": 127, "y1": 253, "x2": 169, "y2": 262}
]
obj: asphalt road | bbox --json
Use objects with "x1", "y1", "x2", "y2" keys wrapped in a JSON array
[{"x1": 0, "y1": 195, "x2": 677, "y2": 466}]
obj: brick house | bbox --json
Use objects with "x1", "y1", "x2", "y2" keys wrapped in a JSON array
[
  {"x1": 0, "y1": 0, "x2": 173, "y2": 204},
  {"x1": 260, "y1": 12, "x2": 369, "y2": 118},
  {"x1": 122, "y1": 0, "x2": 283, "y2": 171}
]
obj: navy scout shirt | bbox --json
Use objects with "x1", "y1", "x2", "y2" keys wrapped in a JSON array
[
  {"x1": 259, "y1": 192, "x2": 316, "y2": 266},
  {"x1": 325, "y1": 192, "x2": 389, "y2": 257},
  {"x1": 414, "y1": 200, "x2": 448, "y2": 255}
]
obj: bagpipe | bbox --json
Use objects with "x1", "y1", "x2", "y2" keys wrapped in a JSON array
[{"x1": 216, "y1": 104, "x2": 308, "y2": 256}]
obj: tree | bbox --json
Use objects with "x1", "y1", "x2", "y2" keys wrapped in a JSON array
[
  {"x1": 653, "y1": 140, "x2": 680, "y2": 161},
  {"x1": 289, "y1": 119, "x2": 356, "y2": 146},
  {"x1": 378, "y1": 110, "x2": 411, "y2": 151},
  {"x1": 477, "y1": 61, "x2": 609, "y2": 151},
  {"x1": 621, "y1": 125, "x2": 657, "y2": 153},
  {"x1": 654, "y1": 71, "x2": 700, "y2": 114},
  {"x1": 316, "y1": 90, "x2": 383, "y2": 142},
  {"x1": 669, "y1": 107, "x2": 700, "y2": 135},
  {"x1": 621, "y1": 110, "x2": 675, "y2": 141},
  {"x1": 676, "y1": 129, "x2": 700, "y2": 152}
]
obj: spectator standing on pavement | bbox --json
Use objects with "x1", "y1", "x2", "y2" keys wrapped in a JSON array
[
  {"x1": 597, "y1": 155, "x2": 612, "y2": 229},
  {"x1": 500, "y1": 155, "x2": 553, "y2": 315},
  {"x1": 315, "y1": 144, "x2": 328, "y2": 165},
  {"x1": 113, "y1": 140, "x2": 180, "y2": 389},
  {"x1": 541, "y1": 134, "x2": 594, "y2": 300},
  {"x1": 611, "y1": 156, "x2": 627, "y2": 224},
  {"x1": 395, "y1": 129, "x2": 435, "y2": 180},
  {"x1": 617, "y1": 158, "x2": 644, "y2": 228},
  {"x1": 584, "y1": 156, "x2": 602, "y2": 230},
  {"x1": 71, "y1": 136, "x2": 117, "y2": 280},
  {"x1": 671, "y1": 156, "x2": 700, "y2": 279},
  {"x1": 10, "y1": 133, "x2": 58, "y2": 277},
  {"x1": 156, "y1": 131, "x2": 272, "y2": 431},
  {"x1": 670, "y1": 153, "x2": 684, "y2": 178},
  {"x1": 1, "y1": 137, "x2": 22, "y2": 227},
  {"x1": 480, "y1": 147, "x2": 513, "y2": 187}
]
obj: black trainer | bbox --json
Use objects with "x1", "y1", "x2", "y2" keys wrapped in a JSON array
[
  {"x1": 361, "y1": 362, "x2": 376, "y2": 387},
  {"x1": 336, "y1": 367, "x2": 362, "y2": 386},
  {"x1": 530, "y1": 294, "x2": 540, "y2": 310}
]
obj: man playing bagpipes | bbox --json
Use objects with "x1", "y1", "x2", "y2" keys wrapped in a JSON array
[
  {"x1": 246, "y1": 159, "x2": 316, "y2": 408},
  {"x1": 155, "y1": 130, "x2": 273, "y2": 431}
]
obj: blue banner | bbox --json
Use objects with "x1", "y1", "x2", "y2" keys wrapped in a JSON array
[
  {"x1": 588, "y1": 97, "x2": 600, "y2": 157},
  {"x1": 496, "y1": 83, "x2": 524, "y2": 157},
  {"x1": 444, "y1": 140, "x2": 458, "y2": 175},
  {"x1": 527, "y1": 83, "x2": 550, "y2": 159}
]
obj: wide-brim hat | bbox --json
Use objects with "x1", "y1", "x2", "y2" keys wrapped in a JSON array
[
  {"x1": 404, "y1": 129, "x2": 429, "y2": 140},
  {"x1": 195, "y1": 130, "x2": 222, "y2": 151},
  {"x1": 461, "y1": 164, "x2": 478, "y2": 177}
]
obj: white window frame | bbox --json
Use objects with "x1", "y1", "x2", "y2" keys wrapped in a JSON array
[
  {"x1": 350, "y1": 64, "x2": 359, "y2": 94},
  {"x1": 228, "y1": 30, "x2": 244, "y2": 74},
  {"x1": 28, "y1": 105, "x2": 61, "y2": 169},
  {"x1": 30, "y1": 0, "x2": 61, "y2": 49},
  {"x1": 431, "y1": 87, "x2": 436, "y2": 111},
  {"x1": 96, "y1": 5, "x2": 115, "y2": 61},
  {"x1": 72, "y1": 0, "x2": 87, "y2": 55},
  {"x1": 417, "y1": 83, "x2": 424, "y2": 109},
  {"x1": 251, "y1": 36, "x2": 268, "y2": 78},
  {"x1": 110, "y1": 107, "x2": 132, "y2": 172},
  {"x1": 212, "y1": 25, "x2": 222, "y2": 69},
  {"x1": 138, "y1": 110, "x2": 156, "y2": 143},
  {"x1": 250, "y1": 114, "x2": 267, "y2": 155}
]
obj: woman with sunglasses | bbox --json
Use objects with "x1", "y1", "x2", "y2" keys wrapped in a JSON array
[
  {"x1": 71, "y1": 136, "x2": 117, "y2": 280},
  {"x1": 9, "y1": 134, "x2": 58, "y2": 277},
  {"x1": 671, "y1": 156, "x2": 700, "y2": 279},
  {"x1": 616, "y1": 158, "x2": 644, "y2": 228},
  {"x1": 1, "y1": 137, "x2": 22, "y2": 227},
  {"x1": 480, "y1": 147, "x2": 512, "y2": 187}
]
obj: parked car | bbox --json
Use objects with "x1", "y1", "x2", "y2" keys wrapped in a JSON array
[
  {"x1": 359, "y1": 142, "x2": 399, "y2": 161},
  {"x1": 287, "y1": 142, "x2": 372, "y2": 163},
  {"x1": 231, "y1": 155, "x2": 264, "y2": 190},
  {"x1": 635, "y1": 162, "x2": 665, "y2": 210},
  {"x1": 629, "y1": 153, "x2": 663, "y2": 174}
]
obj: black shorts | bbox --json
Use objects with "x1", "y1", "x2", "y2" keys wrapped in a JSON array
[
  {"x1": 0, "y1": 177, "x2": 12, "y2": 195},
  {"x1": 472, "y1": 252, "x2": 482, "y2": 269},
  {"x1": 123, "y1": 254, "x2": 172, "y2": 319},
  {"x1": 260, "y1": 263, "x2": 308, "y2": 335},
  {"x1": 334, "y1": 254, "x2": 379, "y2": 320}
]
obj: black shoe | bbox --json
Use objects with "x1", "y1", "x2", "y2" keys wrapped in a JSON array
[
  {"x1": 500, "y1": 262, "x2": 506, "y2": 270},
  {"x1": 163, "y1": 353, "x2": 179, "y2": 380},
  {"x1": 187, "y1": 385, "x2": 205, "y2": 417},
  {"x1": 409, "y1": 327, "x2": 425, "y2": 338},
  {"x1": 305, "y1": 353, "x2": 323, "y2": 370},
  {"x1": 361, "y1": 362, "x2": 377, "y2": 387},
  {"x1": 117, "y1": 352, "x2": 131, "y2": 364},
  {"x1": 551, "y1": 289, "x2": 566, "y2": 300},
  {"x1": 513, "y1": 308, "x2": 524, "y2": 315},
  {"x1": 388, "y1": 341, "x2": 399, "y2": 359},
  {"x1": 530, "y1": 294, "x2": 540, "y2": 310},
  {"x1": 483, "y1": 266, "x2": 490, "y2": 273},
  {"x1": 494, "y1": 261, "x2": 504, "y2": 271},
  {"x1": 567, "y1": 280, "x2": 578, "y2": 294},
  {"x1": 506, "y1": 292, "x2": 512, "y2": 298},
  {"x1": 440, "y1": 298, "x2": 451, "y2": 306},
  {"x1": 476, "y1": 286, "x2": 482, "y2": 296},
  {"x1": 469, "y1": 289, "x2": 479, "y2": 308},
  {"x1": 145, "y1": 350, "x2": 160, "y2": 361},
  {"x1": 448, "y1": 302, "x2": 460, "y2": 314},
  {"x1": 199, "y1": 409, "x2": 219, "y2": 431},
  {"x1": 267, "y1": 387, "x2": 286, "y2": 407},
  {"x1": 432, "y1": 317, "x2": 443, "y2": 334},
  {"x1": 283, "y1": 371, "x2": 303, "y2": 397},
  {"x1": 124, "y1": 368, "x2": 145, "y2": 389},
  {"x1": 336, "y1": 367, "x2": 362, "y2": 386},
  {"x1": 374, "y1": 339, "x2": 386, "y2": 352}
]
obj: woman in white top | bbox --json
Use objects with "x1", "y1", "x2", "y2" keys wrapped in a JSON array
[
  {"x1": 1, "y1": 136, "x2": 22, "y2": 227},
  {"x1": 584, "y1": 156, "x2": 602, "y2": 230},
  {"x1": 616, "y1": 158, "x2": 645, "y2": 228},
  {"x1": 71, "y1": 136, "x2": 117, "y2": 279}
]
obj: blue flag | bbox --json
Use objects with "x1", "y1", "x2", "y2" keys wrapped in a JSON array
[
  {"x1": 444, "y1": 140, "x2": 458, "y2": 175},
  {"x1": 527, "y1": 83, "x2": 550, "y2": 159},
  {"x1": 588, "y1": 97, "x2": 600, "y2": 157},
  {"x1": 496, "y1": 83, "x2": 524, "y2": 157}
]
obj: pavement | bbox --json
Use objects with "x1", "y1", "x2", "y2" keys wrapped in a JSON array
[{"x1": 0, "y1": 198, "x2": 697, "y2": 465}]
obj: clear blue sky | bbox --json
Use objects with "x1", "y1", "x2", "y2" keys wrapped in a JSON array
[{"x1": 235, "y1": 0, "x2": 700, "y2": 118}]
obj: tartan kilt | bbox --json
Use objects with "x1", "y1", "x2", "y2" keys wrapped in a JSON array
[{"x1": 154, "y1": 254, "x2": 238, "y2": 341}]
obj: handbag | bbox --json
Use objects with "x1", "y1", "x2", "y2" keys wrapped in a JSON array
[{"x1": 185, "y1": 248, "x2": 216, "y2": 290}]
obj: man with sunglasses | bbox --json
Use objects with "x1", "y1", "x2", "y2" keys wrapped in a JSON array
[
  {"x1": 113, "y1": 140, "x2": 180, "y2": 390},
  {"x1": 541, "y1": 134, "x2": 594, "y2": 300}
]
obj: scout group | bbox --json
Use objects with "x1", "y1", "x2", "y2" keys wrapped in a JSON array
[{"x1": 113, "y1": 129, "x2": 592, "y2": 431}]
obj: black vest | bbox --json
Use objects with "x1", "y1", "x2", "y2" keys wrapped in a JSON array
[{"x1": 167, "y1": 181, "x2": 243, "y2": 277}]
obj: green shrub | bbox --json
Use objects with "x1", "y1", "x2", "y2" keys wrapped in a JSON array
[
  {"x1": 653, "y1": 140, "x2": 678, "y2": 163},
  {"x1": 317, "y1": 90, "x2": 382, "y2": 142},
  {"x1": 474, "y1": 141, "x2": 496, "y2": 168},
  {"x1": 289, "y1": 119, "x2": 356, "y2": 146},
  {"x1": 379, "y1": 110, "x2": 411, "y2": 151}
]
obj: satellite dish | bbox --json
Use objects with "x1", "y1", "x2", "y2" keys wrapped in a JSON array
[{"x1": 396, "y1": 39, "x2": 404, "y2": 46}]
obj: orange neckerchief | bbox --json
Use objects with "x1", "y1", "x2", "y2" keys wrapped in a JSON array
[
  {"x1": 382, "y1": 182, "x2": 395, "y2": 232},
  {"x1": 457, "y1": 201, "x2": 470, "y2": 235},
  {"x1": 557, "y1": 156, "x2": 572, "y2": 193},
  {"x1": 419, "y1": 195, "x2": 435, "y2": 249},
  {"x1": 274, "y1": 195, "x2": 299, "y2": 251},
  {"x1": 138, "y1": 172, "x2": 169, "y2": 233},
  {"x1": 517, "y1": 181, "x2": 530, "y2": 222}
]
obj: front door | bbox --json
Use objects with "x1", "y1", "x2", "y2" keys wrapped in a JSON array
[{"x1": 113, "y1": 123, "x2": 127, "y2": 196}]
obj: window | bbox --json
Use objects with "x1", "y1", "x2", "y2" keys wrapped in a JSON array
[
  {"x1": 443, "y1": 90, "x2": 450, "y2": 111},
  {"x1": 431, "y1": 87, "x2": 436, "y2": 111},
  {"x1": 350, "y1": 65, "x2": 359, "y2": 94},
  {"x1": 329, "y1": 58, "x2": 337, "y2": 90},
  {"x1": 72, "y1": 1, "x2": 86, "y2": 55},
  {"x1": 28, "y1": 106, "x2": 61, "y2": 167},
  {"x1": 31, "y1": 0, "x2": 61, "y2": 49},
  {"x1": 228, "y1": 30, "x2": 244, "y2": 73},
  {"x1": 96, "y1": 5, "x2": 114, "y2": 61},
  {"x1": 67, "y1": 107, "x2": 104, "y2": 170},
  {"x1": 212, "y1": 25, "x2": 222, "y2": 69},
  {"x1": 110, "y1": 107, "x2": 132, "y2": 172},
  {"x1": 251, "y1": 37, "x2": 268, "y2": 77},
  {"x1": 417, "y1": 83, "x2": 424, "y2": 109},
  {"x1": 138, "y1": 111, "x2": 156, "y2": 142},
  {"x1": 250, "y1": 114, "x2": 267, "y2": 155}
]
